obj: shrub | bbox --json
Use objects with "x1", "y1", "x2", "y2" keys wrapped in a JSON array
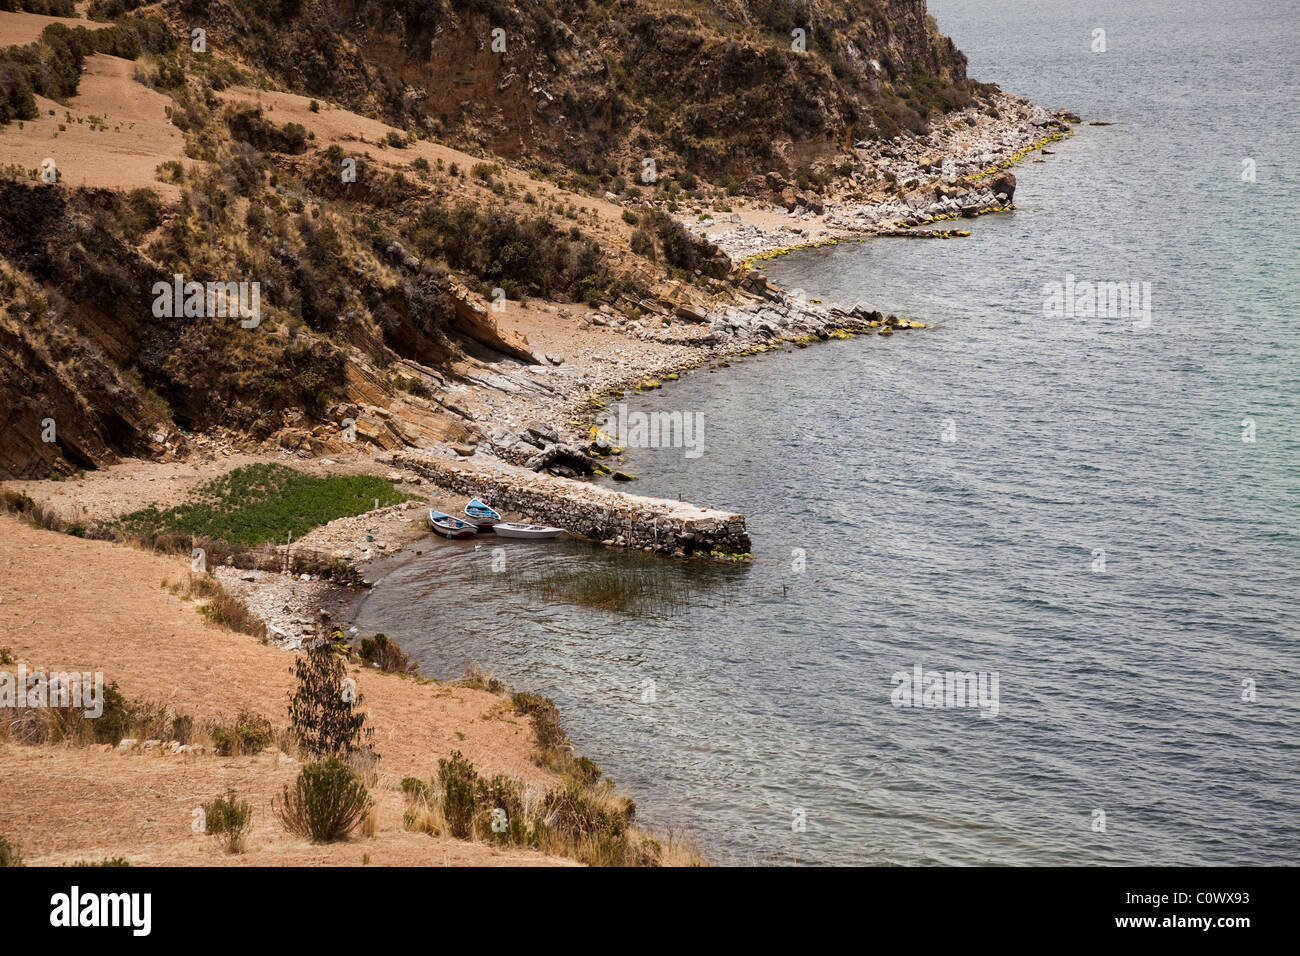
[
  {"x1": 458, "y1": 664, "x2": 504, "y2": 693},
  {"x1": 0, "y1": 836, "x2": 22, "y2": 867},
  {"x1": 91, "y1": 681, "x2": 133, "y2": 745},
  {"x1": 542, "y1": 778, "x2": 635, "y2": 864},
  {"x1": 68, "y1": 857, "x2": 130, "y2": 867},
  {"x1": 405, "y1": 203, "x2": 620, "y2": 301},
  {"x1": 203, "y1": 790, "x2": 253, "y2": 853},
  {"x1": 224, "y1": 105, "x2": 309, "y2": 154},
  {"x1": 511, "y1": 692, "x2": 567, "y2": 757},
  {"x1": 210, "y1": 712, "x2": 273, "y2": 756},
  {"x1": 358, "y1": 633, "x2": 416, "y2": 674},
  {"x1": 437, "y1": 751, "x2": 479, "y2": 839},
  {"x1": 629, "y1": 227, "x2": 655, "y2": 259},
  {"x1": 476, "y1": 773, "x2": 526, "y2": 844},
  {"x1": 400, "y1": 776, "x2": 429, "y2": 802},
  {"x1": 571, "y1": 755, "x2": 603, "y2": 786},
  {"x1": 277, "y1": 757, "x2": 372, "y2": 842}
]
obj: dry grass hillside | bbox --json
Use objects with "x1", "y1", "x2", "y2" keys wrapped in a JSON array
[{"x1": 0, "y1": 513, "x2": 566, "y2": 864}]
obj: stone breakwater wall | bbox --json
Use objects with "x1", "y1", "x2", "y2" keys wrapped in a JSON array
[{"x1": 389, "y1": 452, "x2": 751, "y2": 557}]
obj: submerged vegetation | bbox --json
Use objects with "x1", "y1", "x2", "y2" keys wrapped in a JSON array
[{"x1": 506, "y1": 552, "x2": 737, "y2": 615}]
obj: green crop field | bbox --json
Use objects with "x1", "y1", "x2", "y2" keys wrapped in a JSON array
[{"x1": 113, "y1": 464, "x2": 411, "y2": 546}]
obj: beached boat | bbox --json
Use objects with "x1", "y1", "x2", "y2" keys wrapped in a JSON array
[
  {"x1": 428, "y1": 510, "x2": 478, "y2": 540},
  {"x1": 463, "y1": 498, "x2": 502, "y2": 528},
  {"x1": 492, "y1": 522, "x2": 565, "y2": 540}
]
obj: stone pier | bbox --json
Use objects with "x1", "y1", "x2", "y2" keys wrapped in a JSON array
[{"x1": 389, "y1": 451, "x2": 751, "y2": 557}]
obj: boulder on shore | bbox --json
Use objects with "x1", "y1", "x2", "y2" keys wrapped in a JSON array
[{"x1": 985, "y1": 171, "x2": 1016, "y2": 204}]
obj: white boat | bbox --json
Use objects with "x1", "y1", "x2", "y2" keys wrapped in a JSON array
[{"x1": 492, "y1": 522, "x2": 564, "y2": 540}]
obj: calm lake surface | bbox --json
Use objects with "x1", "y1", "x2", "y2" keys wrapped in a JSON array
[{"x1": 353, "y1": 0, "x2": 1300, "y2": 864}]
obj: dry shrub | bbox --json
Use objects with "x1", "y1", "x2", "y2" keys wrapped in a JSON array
[
  {"x1": 203, "y1": 790, "x2": 253, "y2": 854},
  {"x1": 458, "y1": 663, "x2": 504, "y2": 693},
  {"x1": 165, "y1": 572, "x2": 266, "y2": 640},
  {"x1": 358, "y1": 633, "x2": 417, "y2": 674},
  {"x1": 510, "y1": 691, "x2": 567, "y2": 760},
  {"x1": 209, "y1": 711, "x2": 273, "y2": 755},
  {"x1": 277, "y1": 757, "x2": 372, "y2": 842}
]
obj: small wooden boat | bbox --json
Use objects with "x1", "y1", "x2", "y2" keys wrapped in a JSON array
[
  {"x1": 463, "y1": 498, "x2": 501, "y2": 529},
  {"x1": 428, "y1": 510, "x2": 478, "y2": 540},
  {"x1": 492, "y1": 522, "x2": 564, "y2": 540}
]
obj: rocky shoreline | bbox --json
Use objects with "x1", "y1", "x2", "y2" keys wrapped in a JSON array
[{"x1": 699, "y1": 93, "x2": 1077, "y2": 263}]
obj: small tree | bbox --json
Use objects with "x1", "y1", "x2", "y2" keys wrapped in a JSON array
[{"x1": 288, "y1": 636, "x2": 374, "y2": 759}]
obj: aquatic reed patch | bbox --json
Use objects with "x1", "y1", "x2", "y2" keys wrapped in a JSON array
[{"x1": 504, "y1": 551, "x2": 737, "y2": 616}]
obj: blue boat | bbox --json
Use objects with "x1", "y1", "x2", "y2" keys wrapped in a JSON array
[
  {"x1": 428, "y1": 510, "x2": 477, "y2": 539},
  {"x1": 463, "y1": 498, "x2": 501, "y2": 529}
]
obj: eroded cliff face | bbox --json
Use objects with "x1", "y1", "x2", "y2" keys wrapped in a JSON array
[
  {"x1": 173, "y1": 0, "x2": 974, "y2": 175},
  {"x1": 0, "y1": 183, "x2": 170, "y2": 478},
  {"x1": 0, "y1": 179, "x2": 525, "y2": 479}
]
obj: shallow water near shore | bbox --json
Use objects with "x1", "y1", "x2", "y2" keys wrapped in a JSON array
[{"x1": 353, "y1": 0, "x2": 1300, "y2": 865}]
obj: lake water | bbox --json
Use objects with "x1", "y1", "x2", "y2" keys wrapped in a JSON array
[{"x1": 352, "y1": 0, "x2": 1300, "y2": 864}]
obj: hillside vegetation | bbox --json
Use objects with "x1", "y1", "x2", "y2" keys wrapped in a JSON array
[{"x1": 0, "y1": 0, "x2": 996, "y2": 478}]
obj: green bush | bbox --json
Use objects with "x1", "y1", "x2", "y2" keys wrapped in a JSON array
[
  {"x1": 224, "y1": 105, "x2": 309, "y2": 154},
  {"x1": 91, "y1": 681, "x2": 133, "y2": 745},
  {"x1": 630, "y1": 227, "x2": 655, "y2": 260},
  {"x1": 476, "y1": 773, "x2": 526, "y2": 844},
  {"x1": 203, "y1": 790, "x2": 254, "y2": 853},
  {"x1": 511, "y1": 692, "x2": 567, "y2": 757},
  {"x1": 67, "y1": 857, "x2": 130, "y2": 867},
  {"x1": 277, "y1": 757, "x2": 372, "y2": 842},
  {"x1": 358, "y1": 633, "x2": 416, "y2": 674},
  {"x1": 210, "y1": 712, "x2": 273, "y2": 756},
  {"x1": 438, "y1": 751, "x2": 478, "y2": 839},
  {"x1": 405, "y1": 203, "x2": 622, "y2": 301}
]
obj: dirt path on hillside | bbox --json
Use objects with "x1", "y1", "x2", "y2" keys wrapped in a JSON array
[{"x1": 0, "y1": 53, "x2": 189, "y2": 196}]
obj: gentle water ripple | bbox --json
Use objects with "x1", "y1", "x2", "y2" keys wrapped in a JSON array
[{"x1": 354, "y1": 0, "x2": 1299, "y2": 864}]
